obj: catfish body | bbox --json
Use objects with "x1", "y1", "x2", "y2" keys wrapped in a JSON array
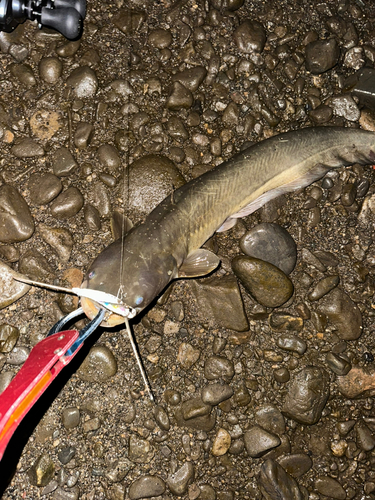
[{"x1": 81, "y1": 127, "x2": 375, "y2": 326}]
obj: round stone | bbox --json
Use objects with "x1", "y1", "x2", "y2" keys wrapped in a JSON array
[
  {"x1": 28, "y1": 173, "x2": 62, "y2": 205},
  {"x1": 123, "y1": 154, "x2": 185, "y2": 218},
  {"x1": 129, "y1": 475, "x2": 166, "y2": 499},
  {"x1": 148, "y1": 29, "x2": 172, "y2": 49},
  {"x1": 77, "y1": 345, "x2": 117, "y2": 382},
  {"x1": 232, "y1": 255, "x2": 294, "y2": 308},
  {"x1": 234, "y1": 20, "x2": 266, "y2": 53},
  {"x1": 244, "y1": 426, "x2": 281, "y2": 458},
  {"x1": 97, "y1": 144, "x2": 121, "y2": 171},
  {"x1": 0, "y1": 185, "x2": 34, "y2": 243},
  {"x1": 66, "y1": 66, "x2": 98, "y2": 98},
  {"x1": 39, "y1": 56, "x2": 63, "y2": 83},
  {"x1": 50, "y1": 187, "x2": 84, "y2": 219},
  {"x1": 305, "y1": 38, "x2": 340, "y2": 74},
  {"x1": 212, "y1": 428, "x2": 231, "y2": 456},
  {"x1": 240, "y1": 223, "x2": 297, "y2": 275},
  {"x1": 204, "y1": 355, "x2": 234, "y2": 381}
]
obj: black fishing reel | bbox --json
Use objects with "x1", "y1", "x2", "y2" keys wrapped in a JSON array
[{"x1": 0, "y1": 0, "x2": 86, "y2": 40}]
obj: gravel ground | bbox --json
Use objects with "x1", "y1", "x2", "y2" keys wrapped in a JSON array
[{"x1": 2, "y1": 0, "x2": 375, "y2": 498}]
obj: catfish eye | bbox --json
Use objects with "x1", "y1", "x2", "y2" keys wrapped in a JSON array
[
  {"x1": 88, "y1": 271, "x2": 95, "y2": 279},
  {"x1": 135, "y1": 296, "x2": 143, "y2": 306}
]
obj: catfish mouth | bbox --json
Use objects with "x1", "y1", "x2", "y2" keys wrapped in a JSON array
[
  {"x1": 80, "y1": 281, "x2": 138, "y2": 327},
  {"x1": 80, "y1": 296, "x2": 129, "y2": 327}
]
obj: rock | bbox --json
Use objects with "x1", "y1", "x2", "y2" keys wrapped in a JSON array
[
  {"x1": 317, "y1": 288, "x2": 362, "y2": 340},
  {"x1": 234, "y1": 20, "x2": 267, "y2": 53},
  {"x1": 166, "y1": 81, "x2": 193, "y2": 110},
  {"x1": 204, "y1": 355, "x2": 235, "y2": 381},
  {"x1": 90, "y1": 182, "x2": 111, "y2": 217},
  {"x1": 172, "y1": 66, "x2": 207, "y2": 92},
  {"x1": 0, "y1": 261, "x2": 30, "y2": 309},
  {"x1": 232, "y1": 255, "x2": 294, "y2": 308},
  {"x1": 61, "y1": 407, "x2": 80, "y2": 429},
  {"x1": 52, "y1": 147, "x2": 78, "y2": 177},
  {"x1": 336, "y1": 366, "x2": 375, "y2": 398},
  {"x1": 148, "y1": 28, "x2": 172, "y2": 49},
  {"x1": 305, "y1": 38, "x2": 340, "y2": 74},
  {"x1": 9, "y1": 63, "x2": 35, "y2": 85},
  {"x1": 122, "y1": 154, "x2": 185, "y2": 218},
  {"x1": 105, "y1": 458, "x2": 134, "y2": 482},
  {"x1": 259, "y1": 459, "x2": 303, "y2": 500},
  {"x1": 0, "y1": 324, "x2": 19, "y2": 353},
  {"x1": 0, "y1": 245, "x2": 19, "y2": 263},
  {"x1": 244, "y1": 426, "x2": 281, "y2": 458},
  {"x1": 273, "y1": 367, "x2": 290, "y2": 383},
  {"x1": 19, "y1": 248, "x2": 54, "y2": 280},
  {"x1": 58, "y1": 446, "x2": 76, "y2": 465},
  {"x1": 7, "y1": 346, "x2": 29, "y2": 364},
  {"x1": 10, "y1": 137, "x2": 44, "y2": 158},
  {"x1": 28, "y1": 453, "x2": 55, "y2": 487},
  {"x1": 278, "y1": 453, "x2": 313, "y2": 478},
  {"x1": 39, "y1": 225, "x2": 74, "y2": 263},
  {"x1": 269, "y1": 312, "x2": 303, "y2": 332},
  {"x1": 154, "y1": 405, "x2": 170, "y2": 431},
  {"x1": 212, "y1": 428, "x2": 231, "y2": 456},
  {"x1": 0, "y1": 372, "x2": 13, "y2": 393},
  {"x1": 56, "y1": 40, "x2": 80, "y2": 58},
  {"x1": 181, "y1": 397, "x2": 211, "y2": 420},
  {"x1": 129, "y1": 475, "x2": 166, "y2": 499},
  {"x1": 167, "y1": 462, "x2": 194, "y2": 496},
  {"x1": 0, "y1": 185, "x2": 34, "y2": 243},
  {"x1": 30, "y1": 109, "x2": 61, "y2": 140},
  {"x1": 240, "y1": 223, "x2": 297, "y2": 275},
  {"x1": 174, "y1": 407, "x2": 216, "y2": 432},
  {"x1": 325, "y1": 352, "x2": 351, "y2": 376},
  {"x1": 66, "y1": 66, "x2": 98, "y2": 98},
  {"x1": 52, "y1": 486, "x2": 80, "y2": 500},
  {"x1": 74, "y1": 122, "x2": 94, "y2": 149},
  {"x1": 84, "y1": 204, "x2": 101, "y2": 231},
  {"x1": 112, "y1": 8, "x2": 146, "y2": 35},
  {"x1": 309, "y1": 104, "x2": 333, "y2": 124},
  {"x1": 189, "y1": 275, "x2": 249, "y2": 331},
  {"x1": 77, "y1": 345, "x2": 117, "y2": 382},
  {"x1": 308, "y1": 275, "x2": 340, "y2": 301},
  {"x1": 314, "y1": 476, "x2": 346, "y2": 500},
  {"x1": 201, "y1": 383, "x2": 233, "y2": 405},
  {"x1": 234, "y1": 382, "x2": 251, "y2": 406},
  {"x1": 128, "y1": 434, "x2": 154, "y2": 463},
  {"x1": 28, "y1": 173, "x2": 62, "y2": 205},
  {"x1": 356, "y1": 420, "x2": 375, "y2": 451},
  {"x1": 282, "y1": 366, "x2": 329, "y2": 425},
  {"x1": 276, "y1": 334, "x2": 307, "y2": 355},
  {"x1": 50, "y1": 187, "x2": 84, "y2": 219},
  {"x1": 177, "y1": 342, "x2": 200, "y2": 369},
  {"x1": 39, "y1": 56, "x2": 63, "y2": 83},
  {"x1": 301, "y1": 247, "x2": 326, "y2": 271},
  {"x1": 197, "y1": 484, "x2": 217, "y2": 499},
  {"x1": 222, "y1": 102, "x2": 239, "y2": 126},
  {"x1": 254, "y1": 404, "x2": 286, "y2": 435},
  {"x1": 97, "y1": 144, "x2": 121, "y2": 171},
  {"x1": 329, "y1": 94, "x2": 361, "y2": 122}
]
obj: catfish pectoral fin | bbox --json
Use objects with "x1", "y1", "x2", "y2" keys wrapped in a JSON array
[{"x1": 178, "y1": 249, "x2": 220, "y2": 277}]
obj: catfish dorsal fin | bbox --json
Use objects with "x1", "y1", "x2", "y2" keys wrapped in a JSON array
[
  {"x1": 111, "y1": 210, "x2": 133, "y2": 240},
  {"x1": 178, "y1": 249, "x2": 220, "y2": 278}
]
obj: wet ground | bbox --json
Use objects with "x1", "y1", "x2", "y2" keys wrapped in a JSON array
[{"x1": 2, "y1": 0, "x2": 375, "y2": 498}]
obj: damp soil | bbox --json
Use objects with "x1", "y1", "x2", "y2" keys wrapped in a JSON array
[{"x1": 1, "y1": 0, "x2": 375, "y2": 499}]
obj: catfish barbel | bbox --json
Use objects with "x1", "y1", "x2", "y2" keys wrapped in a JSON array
[{"x1": 75, "y1": 126, "x2": 375, "y2": 327}]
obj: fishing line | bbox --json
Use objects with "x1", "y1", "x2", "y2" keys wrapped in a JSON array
[
  {"x1": 125, "y1": 317, "x2": 155, "y2": 402},
  {"x1": 115, "y1": 27, "x2": 154, "y2": 402}
]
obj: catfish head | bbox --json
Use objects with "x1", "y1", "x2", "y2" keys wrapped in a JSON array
[{"x1": 80, "y1": 238, "x2": 178, "y2": 327}]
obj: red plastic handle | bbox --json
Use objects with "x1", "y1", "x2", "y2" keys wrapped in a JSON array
[{"x1": 0, "y1": 329, "x2": 80, "y2": 460}]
